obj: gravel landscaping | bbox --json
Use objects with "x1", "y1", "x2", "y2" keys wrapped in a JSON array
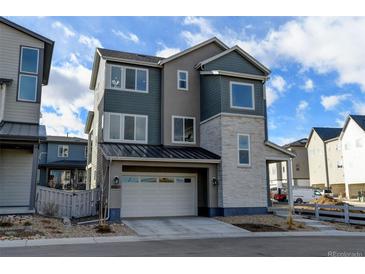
[
  {"x1": 321, "y1": 221, "x2": 365, "y2": 232},
  {"x1": 0, "y1": 215, "x2": 135, "y2": 240},
  {"x1": 216, "y1": 214, "x2": 315, "y2": 232}
]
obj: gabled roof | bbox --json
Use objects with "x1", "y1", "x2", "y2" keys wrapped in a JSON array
[
  {"x1": 158, "y1": 37, "x2": 228, "y2": 65},
  {"x1": 283, "y1": 138, "x2": 308, "y2": 148},
  {"x1": 97, "y1": 48, "x2": 164, "y2": 64},
  {"x1": 307, "y1": 127, "x2": 342, "y2": 146},
  {"x1": 100, "y1": 143, "x2": 221, "y2": 163},
  {"x1": 46, "y1": 136, "x2": 87, "y2": 144},
  {"x1": 0, "y1": 17, "x2": 54, "y2": 85},
  {"x1": 264, "y1": 141, "x2": 296, "y2": 158},
  {"x1": 0, "y1": 121, "x2": 46, "y2": 141},
  {"x1": 195, "y1": 45, "x2": 271, "y2": 76},
  {"x1": 340, "y1": 114, "x2": 365, "y2": 140}
]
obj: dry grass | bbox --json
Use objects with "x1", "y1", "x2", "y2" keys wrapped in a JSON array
[{"x1": 216, "y1": 214, "x2": 315, "y2": 231}]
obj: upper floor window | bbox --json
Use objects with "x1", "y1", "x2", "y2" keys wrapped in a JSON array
[
  {"x1": 105, "y1": 112, "x2": 148, "y2": 143},
  {"x1": 172, "y1": 116, "x2": 195, "y2": 144},
  {"x1": 237, "y1": 134, "x2": 250, "y2": 166},
  {"x1": 230, "y1": 82, "x2": 254, "y2": 110},
  {"x1": 18, "y1": 47, "x2": 39, "y2": 102},
  {"x1": 177, "y1": 70, "x2": 188, "y2": 91},
  {"x1": 109, "y1": 65, "x2": 148, "y2": 93},
  {"x1": 58, "y1": 145, "x2": 69, "y2": 158}
]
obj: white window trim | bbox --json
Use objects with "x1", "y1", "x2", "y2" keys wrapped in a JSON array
[
  {"x1": 171, "y1": 115, "x2": 196, "y2": 144},
  {"x1": 177, "y1": 70, "x2": 189, "y2": 91},
  {"x1": 230, "y1": 81, "x2": 255, "y2": 110},
  {"x1": 17, "y1": 74, "x2": 38, "y2": 102},
  {"x1": 108, "y1": 64, "x2": 149, "y2": 93},
  {"x1": 237, "y1": 134, "x2": 251, "y2": 167},
  {"x1": 58, "y1": 145, "x2": 69, "y2": 158},
  {"x1": 104, "y1": 112, "x2": 148, "y2": 144},
  {"x1": 20, "y1": 46, "x2": 39, "y2": 74}
]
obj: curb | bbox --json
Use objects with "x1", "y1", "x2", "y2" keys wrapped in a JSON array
[{"x1": 1, "y1": 231, "x2": 365, "y2": 248}]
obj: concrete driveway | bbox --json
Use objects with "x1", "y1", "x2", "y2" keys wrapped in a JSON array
[{"x1": 123, "y1": 217, "x2": 248, "y2": 237}]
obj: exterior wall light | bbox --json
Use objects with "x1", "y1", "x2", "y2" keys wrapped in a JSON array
[
  {"x1": 113, "y1": 176, "x2": 120, "y2": 185},
  {"x1": 212, "y1": 177, "x2": 218, "y2": 186}
]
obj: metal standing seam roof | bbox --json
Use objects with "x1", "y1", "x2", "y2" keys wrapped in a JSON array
[
  {"x1": 0, "y1": 122, "x2": 46, "y2": 140},
  {"x1": 100, "y1": 143, "x2": 221, "y2": 162},
  {"x1": 313, "y1": 127, "x2": 342, "y2": 141}
]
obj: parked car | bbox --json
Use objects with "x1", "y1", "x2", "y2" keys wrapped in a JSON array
[{"x1": 293, "y1": 188, "x2": 321, "y2": 204}]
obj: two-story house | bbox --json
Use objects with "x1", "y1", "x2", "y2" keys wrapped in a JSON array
[
  {"x1": 85, "y1": 37, "x2": 295, "y2": 220},
  {"x1": 0, "y1": 17, "x2": 54, "y2": 214},
  {"x1": 306, "y1": 127, "x2": 344, "y2": 195},
  {"x1": 38, "y1": 136, "x2": 88, "y2": 190},
  {"x1": 340, "y1": 115, "x2": 365, "y2": 199}
]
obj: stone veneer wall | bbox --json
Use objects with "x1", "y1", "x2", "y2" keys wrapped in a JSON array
[{"x1": 200, "y1": 114, "x2": 268, "y2": 209}]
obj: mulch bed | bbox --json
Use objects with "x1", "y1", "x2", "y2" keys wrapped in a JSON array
[{"x1": 233, "y1": 223, "x2": 287, "y2": 232}]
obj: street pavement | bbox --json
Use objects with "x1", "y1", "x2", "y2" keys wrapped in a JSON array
[{"x1": 1, "y1": 236, "x2": 364, "y2": 257}]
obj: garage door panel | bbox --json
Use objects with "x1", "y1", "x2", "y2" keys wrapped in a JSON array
[
  {"x1": 121, "y1": 175, "x2": 196, "y2": 218},
  {"x1": 0, "y1": 149, "x2": 33, "y2": 207}
]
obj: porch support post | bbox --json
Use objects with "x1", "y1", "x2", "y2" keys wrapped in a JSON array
[
  {"x1": 29, "y1": 144, "x2": 39, "y2": 210},
  {"x1": 287, "y1": 158, "x2": 294, "y2": 208}
]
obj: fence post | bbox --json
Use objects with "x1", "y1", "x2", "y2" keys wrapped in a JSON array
[
  {"x1": 344, "y1": 203, "x2": 350, "y2": 224},
  {"x1": 315, "y1": 203, "x2": 319, "y2": 219}
]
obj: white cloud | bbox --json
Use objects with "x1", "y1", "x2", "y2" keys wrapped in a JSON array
[
  {"x1": 271, "y1": 75, "x2": 286, "y2": 93},
  {"x1": 296, "y1": 100, "x2": 309, "y2": 120},
  {"x1": 320, "y1": 94, "x2": 350, "y2": 110},
  {"x1": 336, "y1": 111, "x2": 350, "y2": 127},
  {"x1": 155, "y1": 42, "x2": 181, "y2": 58},
  {"x1": 51, "y1": 21, "x2": 75, "y2": 38},
  {"x1": 303, "y1": 79, "x2": 314, "y2": 91},
  {"x1": 41, "y1": 55, "x2": 93, "y2": 138},
  {"x1": 266, "y1": 75, "x2": 287, "y2": 107},
  {"x1": 112, "y1": 30, "x2": 140, "y2": 44},
  {"x1": 79, "y1": 34, "x2": 102, "y2": 49},
  {"x1": 353, "y1": 101, "x2": 365, "y2": 115}
]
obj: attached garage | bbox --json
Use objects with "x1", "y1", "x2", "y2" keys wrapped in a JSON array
[
  {"x1": 120, "y1": 173, "x2": 197, "y2": 218},
  {"x1": 0, "y1": 148, "x2": 33, "y2": 207}
]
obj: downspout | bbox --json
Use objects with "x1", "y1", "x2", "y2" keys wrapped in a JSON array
[
  {"x1": 263, "y1": 80, "x2": 268, "y2": 141},
  {"x1": 323, "y1": 142, "x2": 330, "y2": 189}
]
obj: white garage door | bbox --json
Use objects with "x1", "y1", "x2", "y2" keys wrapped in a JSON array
[
  {"x1": 121, "y1": 174, "x2": 197, "y2": 218},
  {"x1": 0, "y1": 149, "x2": 33, "y2": 207}
]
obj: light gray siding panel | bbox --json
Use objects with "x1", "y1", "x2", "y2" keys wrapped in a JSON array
[
  {"x1": 0, "y1": 23, "x2": 44, "y2": 124},
  {"x1": 0, "y1": 148, "x2": 33, "y2": 206},
  {"x1": 104, "y1": 63, "x2": 161, "y2": 145},
  {"x1": 205, "y1": 51, "x2": 265, "y2": 76}
]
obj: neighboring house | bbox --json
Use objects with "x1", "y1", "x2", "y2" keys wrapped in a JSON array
[
  {"x1": 85, "y1": 37, "x2": 295, "y2": 220},
  {"x1": 0, "y1": 17, "x2": 54, "y2": 214},
  {"x1": 38, "y1": 136, "x2": 88, "y2": 190},
  {"x1": 306, "y1": 127, "x2": 344, "y2": 195},
  {"x1": 340, "y1": 115, "x2": 365, "y2": 199},
  {"x1": 269, "y1": 138, "x2": 309, "y2": 189}
]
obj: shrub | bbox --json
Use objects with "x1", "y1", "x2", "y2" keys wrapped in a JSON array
[
  {"x1": 95, "y1": 224, "x2": 113, "y2": 234},
  {"x1": 23, "y1": 221, "x2": 32, "y2": 226},
  {"x1": 0, "y1": 219, "x2": 13, "y2": 227},
  {"x1": 42, "y1": 202, "x2": 59, "y2": 217}
]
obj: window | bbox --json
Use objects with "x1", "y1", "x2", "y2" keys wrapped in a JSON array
[
  {"x1": 230, "y1": 82, "x2": 254, "y2": 110},
  {"x1": 295, "y1": 163, "x2": 300, "y2": 171},
  {"x1": 109, "y1": 65, "x2": 148, "y2": 92},
  {"x1": 282, "y1": 166, "x2": 286, "y2": 173},
  {"x1": 84, "y1": 146, "x2": 88, "y2": 158},
  {"x1": 172, "y1": 116, "x2": 195, "y2": 144},
  {"x1": 58, "y1": 145, "x2": 69, "y2": 158},
  {"x1": 105, "y1": 112, "x2": 148, "y2": 143},
  {"x1": 177, "y1": 70, "x2": 188, "y2": 90},
  {"x1": 18, "y1": 47, "x2": 39, "y2": 102},
  {"x1": 237, "y1": 134, "x2": 250, "y2": 166}
]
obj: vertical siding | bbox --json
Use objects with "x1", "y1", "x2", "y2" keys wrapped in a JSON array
[
  {"x1": 205, "y1": 50, "x2": 265, "y2": 76},
  {"x1": 104, "y1": 62, "x2": 161, "y2": 145},
  {"x1": 0, "y1": 23, "x2": 44, "y2": 124}
]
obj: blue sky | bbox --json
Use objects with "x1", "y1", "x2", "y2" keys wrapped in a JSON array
[{"x1": 7, "y1": 16, "x2": 365, "y2": 144}]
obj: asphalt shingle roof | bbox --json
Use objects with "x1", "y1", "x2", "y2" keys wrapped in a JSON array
[
  {"x1": 0, "y1": 122, "x2": 46, "y2": 141},
  {"x1": 100, "y1": 143, "x2": 220, "y2": 161},
  {"x1": 313, "y1": 127, "x2": 342, "y2": 141},
  {"x1": 350, "y1": 115, "x2": 365, "y2": 131},
  {"x1": 283, "y1": 138, "x2": 308, "y2": 148},
  {"x1": 97, "y1": 48, "x2": 164, "y2": 64}
]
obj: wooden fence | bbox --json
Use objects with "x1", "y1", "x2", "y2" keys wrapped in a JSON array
[
  {"x1": 295, "y1": 203, "x2": 365, "y2": 225},
  {"x1": 35, "y1": 186, "x2": 100, "y2": 218}
]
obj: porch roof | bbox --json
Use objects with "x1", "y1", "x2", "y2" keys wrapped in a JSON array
[
  {"x1": 39, "y1": 160, "x2": 87, "y2": 169},
  {"x1": 0, "y1": 121, "x2": 46, "y2": 141},
  {"x1": 100, "y1": 143, "x2": 221, "y2": 163}
]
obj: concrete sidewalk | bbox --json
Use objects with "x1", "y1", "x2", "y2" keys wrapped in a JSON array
[{"x1": 1, "y1": 229, "x2": 365, "y2": 249}]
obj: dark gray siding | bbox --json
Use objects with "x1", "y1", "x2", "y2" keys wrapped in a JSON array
[
  {"x1": 205, "y1": 51, "x2": 265, "y2": 76},
  {"x1": 200, "y1": 75, "x2": 265, "y2": 120},
  {"x1": 220, "y1": 76, "x2": 265, "y2": 116},
  {"x1": 104, "y1": 63, "x2": 161, "y2": 145},
  {"x1": 200, "y1": 75, "x2": 222, "y2": 121}
]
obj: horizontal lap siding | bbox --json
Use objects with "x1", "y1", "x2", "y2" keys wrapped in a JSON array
[
  {"x1": 0, "y1": 23, "x2": 44, "y2": 123},
  {"x1": 200, "y1": 75, "x2": 222, "y2": 121},
  {"x1": 104, "y1": 64, "x2": 161, "y2": 145}
]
